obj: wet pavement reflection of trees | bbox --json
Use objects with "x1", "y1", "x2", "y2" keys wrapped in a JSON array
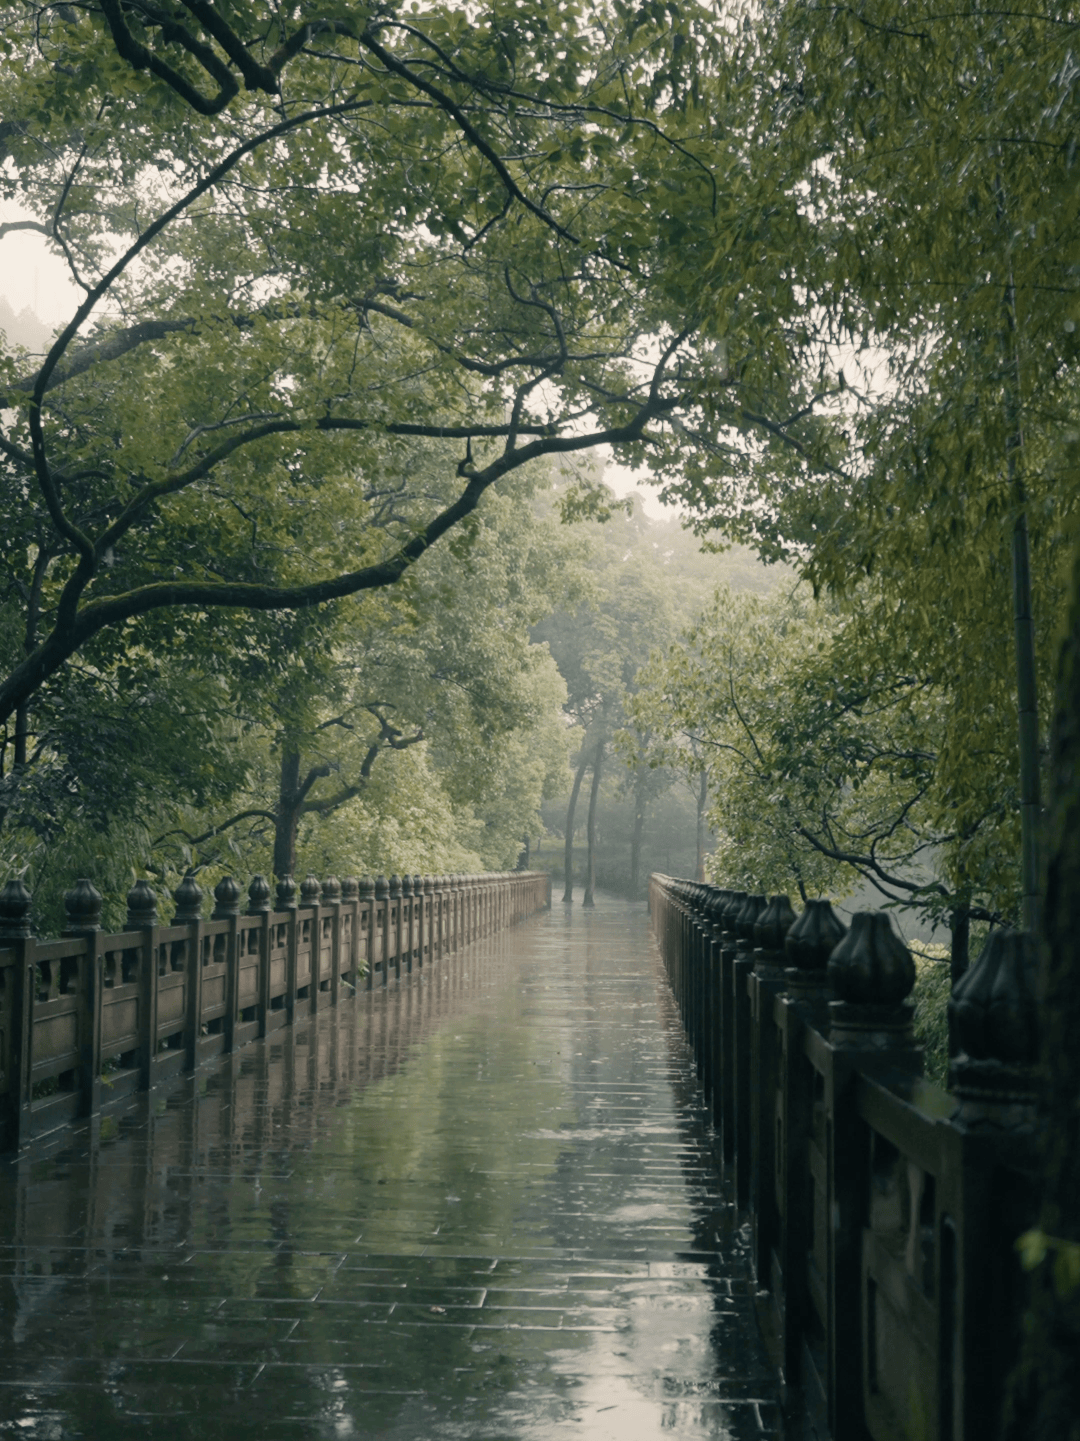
[{"x1": 0, "y1": 897, "x2": 781, "y2": 1439}]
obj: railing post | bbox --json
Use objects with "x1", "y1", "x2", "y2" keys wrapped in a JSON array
[
  {"x1": 733, "y1": 893, "x2": 766, "y2": 1207},
  {"x1": 0, "y1": 879, "x2": 36, "y2": 1150},
  {"x1": 693, "y1": 885, "x2": 710, "y2": 1077},
  {"x1": 340, "y1": 877, "x2": 359, "y2": 994},
  {"x1": 276, "y1": 875, "x2": 299, "y2": 1019},
  {"x1": 704, "y1": 888, "x2": 730, "y2": 1128},
  {"x1": 824, "y1": 911, "x2": 921, "y2": 1441},
  {"x1": 247, "y1": 876, "x2": 272, "y2": 1035},
  {"x1": 717, "y1": 890, "x2": 746, "y2": 1161},
  {"x1": 748, "y1": 894, "x2": 797, "y2": 1284},
  {"x1": 64, "y1": 877, "x2": 105, "y2": 1118},
  {"x1": 173, "y1": 870, "x2": 205, "y2": 1074},
  {"x1": 388, "y1": 875, "x2": 403, "y2": 982},
  {"x1": 321, "y1": 876, "x2": 342, "y2": 1005},
  {"x1": 435, "y1": 876, "x2": 447, "y2": 959},
  {"x1": 775, "y1": 899, "x2": 846, "y2": 1388},
  {"x1": 411, "y1": 874, "x2": 423, "y2": 966},
  {"x1": 212, "y1": 876, "x2": 242, "y2": 1053},
  {"x1": 371, "y1": 876, "x2": 388, "y2": 984},
  {"x1": 358, "y1": 877, "x2": 376, "y2": 987},
  {"x1": 397, "y1": 870, "x2": 409, "y2": 974},
  {"x1": 423, "y1": 875, "x2": 435, "y2": 961},
  {"x1": 948, "y1": 927, "x2": 1041, "y2": 1441},
  {"x1": 300, "y1": 875, "x2": 323, "y2": 1012},
  {"x1": 125, "y1": 879, "x2": 160, "y2": 1093}
]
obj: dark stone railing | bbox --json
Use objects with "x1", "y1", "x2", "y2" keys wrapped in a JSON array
[
  {"x1": 0, "y1": 868, "x2": 551, "y2": 1152},
  {"x1": 650, "y1": 875, "x2": 1039, "y2": 1441}
]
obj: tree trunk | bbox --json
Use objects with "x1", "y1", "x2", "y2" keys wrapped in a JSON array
[
  {"x1": 1012, "y1": 499, "x2": 1041, "y2": 932},
  {"x1": 1000, "y1": 261, "x2": 1040, "y2": 933},
  {"x1": 947, "y1": 905, "x2": 971, "y2": 1061},
  {"x1": 1003, "y1": 544, "x2": 1080, "y2": 1441},
  {"x1": 13, "y1": 703, "x2": 27, "y2": 769},
  {"x1": 949, "y1": 905, "x2": 970, "y2": 989},
  {"x1": 582, "y1": 738, "x2": 604, "y2": 909},
  {"x1": 695, "y1": 769, "x2": 708, "y2": 882},
  {"x1": 273, "y1": 745, "x2": 303, "y2": 880},
  {"x1": 563, "y1": 749, "x2": 589, "y2": 902},
  {"x1": 630, "y1": 773, "x2": 646, "y2": 899}
]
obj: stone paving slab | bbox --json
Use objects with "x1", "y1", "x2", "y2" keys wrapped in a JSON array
[{"x1": 0, "y1": 895, "x2": 783, "y2": 1439}]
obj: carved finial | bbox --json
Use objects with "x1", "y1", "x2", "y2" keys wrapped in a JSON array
[
  {"x1": 64, "y1": 877, "x2": 103, "y2": 934},
  {"x1": 373, "y1": 875, "x2": 389, "y2": 900},
  {"x1": 0, "y1": 878, "x2": 33, "y2": 939},
  {"x1": 423, "y1": 875, "x2": 435, "y2": 896},
  {"x1": 735, "y1": 894, "x2": 767, "y2": 947},
  {"x1": 720, "y1": 890, "x2": 747, "y2": 937},
  {"x1": 948, "y1": 929, "x2": 1039, "y2": 1129},
  {"x1": 707, "y1": 888, "x2": 730, "y2": 927},
  {"x1": 388, "y1": 874, "x2": 403, "y2": 897},
  {"x1": 359, "y1": 876, "x2": 377, "y2": 900},
  {"x1": 950, "y1": 929, "x2": 1038, "y2": 1065},
  {"x1": 300, "y1": 874, "x2": 322, "y2": 907},
  {"x1": 400, "y1": 874, "x2": 414, "y2": 897},
  {"x1": 340, "y1": 877, "x2": 359, "y2": 902},
  {"x1": 827, "y1": 911, "x2": 915, "y2": 1005},
  {"x1": 321, "y1": 875, "x2": 342, "y2": 904},
  {"x1": 275, "y1": 874, "x2": 297, "y2": 910},
  {"x1": 247, "y1": 875, "x2": 271, "y2": 915},
  {"x1": 171, "y1": 870, "x2": 203, "y2": 924},
  {"x1": 754, "y1": 894, "x2": 797, "y2": 956},
  {"x1": 786, "y1": 898, "x2": 847, "y2": 974},
  {"x1": 125, "y1": 879, "x2": 159, "y2": 930},
  {"x1": 212, "y1": 875, "x2": 242, "y2": 920}
]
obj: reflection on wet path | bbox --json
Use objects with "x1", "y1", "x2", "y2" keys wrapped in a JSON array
[{"x1": 0, "y1": 895, "x2": 782, "y2": 1439}]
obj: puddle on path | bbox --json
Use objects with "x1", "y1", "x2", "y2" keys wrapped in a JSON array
[{"x1": 0, "y1": 895, "x2": 782, "y2": 1439}]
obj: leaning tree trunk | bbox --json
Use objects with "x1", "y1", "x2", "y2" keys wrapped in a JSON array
[
  {"x1": 582, "y1": 739, "x2": 604, "y2": 909},
  {"x1": 630, "y1": 772, "x2": 647, "y2": 899},
  {"x1": 1003, "y1": 543, "x2": 1080, "y2": 1441},
  {"x1": 695, "y1": 769, "x2": 708, "y2": 882},
  {"x1": 562, "y1": 750, "x2": 589, "y2": 903},
  {"x1": 273, "y1": 745, "x2": 303, "y2": 880}
]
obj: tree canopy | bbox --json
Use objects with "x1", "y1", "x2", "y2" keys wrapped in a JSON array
[{"x1": 0, "y1": 0, "x2": 803, "y2": 734}]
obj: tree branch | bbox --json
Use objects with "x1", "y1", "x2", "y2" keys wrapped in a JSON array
[{"x1": 153, "y1": 807, "x2": 277, "y2": 849}]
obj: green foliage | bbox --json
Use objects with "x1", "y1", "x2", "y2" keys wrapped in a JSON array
[
  {"x1": 1017, "y1": 1231, "x2": 1080, "y2": 1303},
  {"x1": 0, "y1": 0, "x2": 810, "y2": 742},
  {"x1": 910, "y1": 946, "x2": 952, "y2": 1089},
  {"x1": 637, "y1": 0, "x2": 1079, "y2": 933}
]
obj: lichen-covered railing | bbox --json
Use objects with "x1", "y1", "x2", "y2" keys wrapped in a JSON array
[
  {"x1": 650, "y1": 875, "x2": 1038, "y2": 1441},
  {"x1": 0, "y1": 868, "x2": 550, "y2": 1151}
]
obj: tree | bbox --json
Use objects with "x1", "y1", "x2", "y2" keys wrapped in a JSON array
[
  {"x1": 1003, "y1": 539, "x2": 1080, "y2": 1439},
  {"x1": 633, "y1": 577, "x2": 1027, "y2": 964},
  {"x1": 631, "y1": 585, "x2": 849, "y2": 901},
  {"x1": 110, "y1": 458, "x2": 575, "y2": 882},
  {"x1": 618, "y1": 707, "x2": 709, "y2": 882},
  {"x1": 0, "y1": 0, "x2": 775, "y2": 746},
  {"x1": 532, "y1": 493, "x2": 680, "y2": 901},
  {"x1": 656, "y1": 0, "x2": 1079, "y2": 937}
]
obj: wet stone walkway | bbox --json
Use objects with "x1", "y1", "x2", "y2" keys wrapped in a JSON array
[{"x1": 0, "y1": 895, "x2": 783, "y2": 1440}]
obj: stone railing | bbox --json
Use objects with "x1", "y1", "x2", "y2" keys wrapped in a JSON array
[
  {"x1": 0, "y1": 868, "x2": 551, "y2": 1152},
  {"x1": 649, "y1": 875, "x2": 1038, "y2": 1441}
]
